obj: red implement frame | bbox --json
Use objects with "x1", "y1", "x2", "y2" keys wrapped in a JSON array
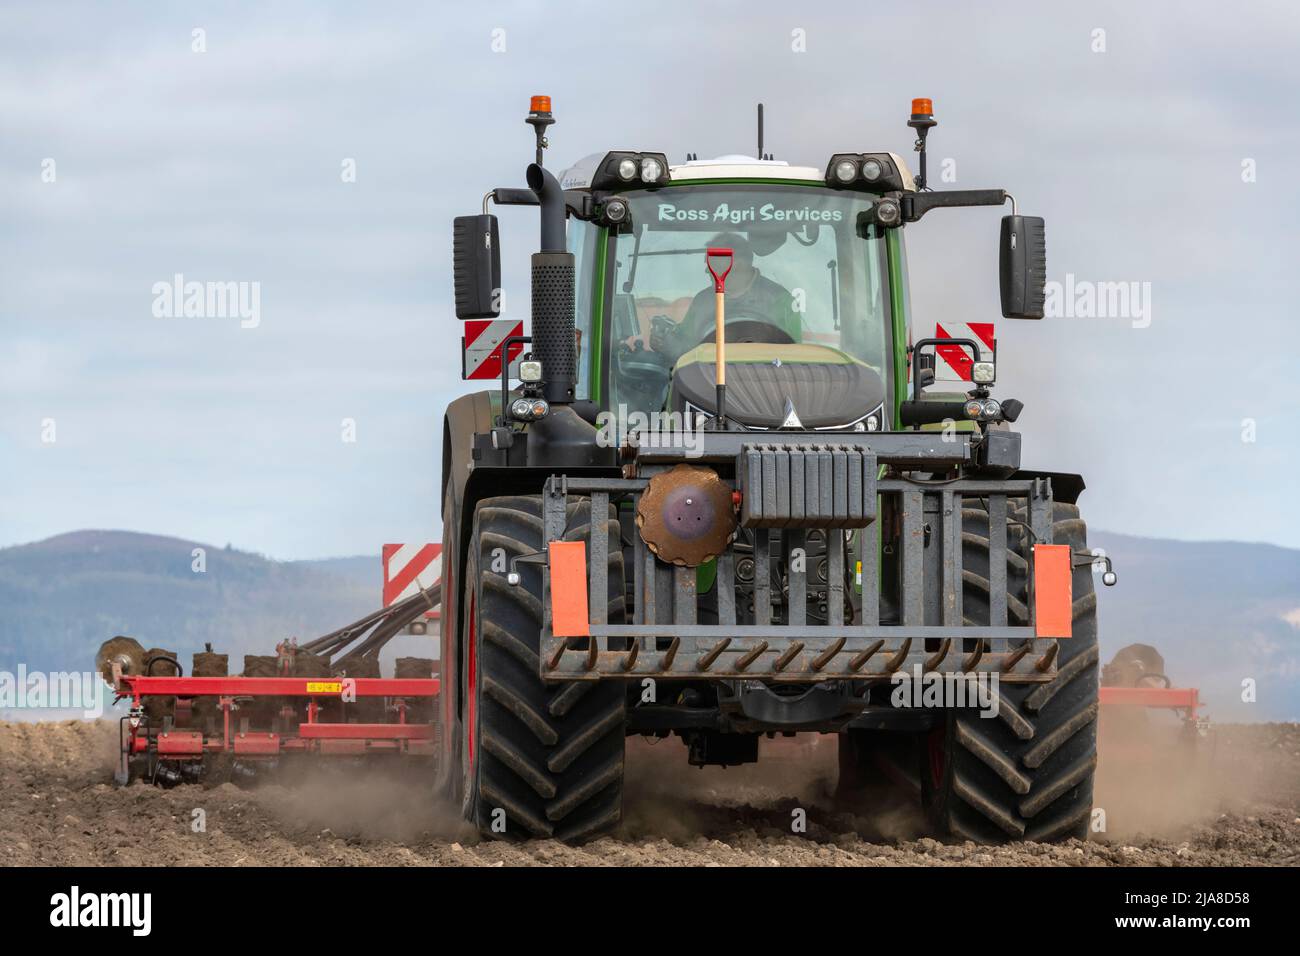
[
  {"x1": 1098, "y1": 684, "x2": 1206, "y2": 760},
  {"x1": 120, "y1": 676, "x2": 438, "y2": 702},
  {"x1": 115, "y1": 671, "x2": 440, "y2": 761},
  {"x1": 1099, "y1": 685, "x2": 1200, "y2": 712}
]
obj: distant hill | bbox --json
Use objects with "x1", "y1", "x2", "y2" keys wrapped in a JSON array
[
  {"x1": 0, "y1": 528, "x2": 1296, "y2": 722},
  {"x1": 0, "y1": 531, "x2": 386, "y2": 682}
]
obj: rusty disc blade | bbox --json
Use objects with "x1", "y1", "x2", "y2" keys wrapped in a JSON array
[
  {"x1": 636, "y1": 463, "x2": 736, "y2": 567},
  {"x1": 95, "y1": 635, "x2": 145, "y2": 686}
]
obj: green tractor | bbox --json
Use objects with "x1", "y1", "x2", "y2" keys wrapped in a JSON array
[{"x1": 438, "y1": 96, "x2": 1107, "y2": 843}]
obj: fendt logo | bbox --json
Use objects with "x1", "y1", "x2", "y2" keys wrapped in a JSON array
[{"x1": 49, "y1": 886, "x2": 151, "y2": 936}]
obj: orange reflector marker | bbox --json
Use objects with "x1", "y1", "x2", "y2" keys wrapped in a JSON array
[
  {"x1": 529, "y1": 95, "x2": 552, "y2": 114},
  {"x1": 1032, "y1": 544, "x2": 1073, "y2": 638},
  {"x1": 910, "y1": 97, "x2": 933, "y2": 117},
  {"x1": 548, "y1": 540, "x2": 589, "y2": 638}
]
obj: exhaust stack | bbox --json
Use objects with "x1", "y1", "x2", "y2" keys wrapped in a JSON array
[{"x1": 526, "y1": 161, "x2": 575, "y2": 404}]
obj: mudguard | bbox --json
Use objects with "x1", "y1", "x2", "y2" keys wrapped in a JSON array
[{"x1": 438, "y1": 390, "x2": 495, "y2": 759}]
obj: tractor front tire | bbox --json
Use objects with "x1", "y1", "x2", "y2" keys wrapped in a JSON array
[
  {"x1": 459, "y1": 495, "x2": 626, "y2": 842},
  {"x1": 923, "y1": 501, "x2": 1099, "y2": 843}
]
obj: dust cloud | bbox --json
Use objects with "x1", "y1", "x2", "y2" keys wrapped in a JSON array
[{"x1": 3, "y1": 719, "x2": 1297, "y2": 866}]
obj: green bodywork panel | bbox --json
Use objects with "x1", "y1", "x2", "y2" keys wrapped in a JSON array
[
  {"x1": 589, "y1": 236, "x2": 608, "y2": 405},
  {"x1": 885, "y1": 228, "x2": 910, "y2": 421},
  {"x1": 698, "y1": 559, "x2": 716, "y2": 594}
]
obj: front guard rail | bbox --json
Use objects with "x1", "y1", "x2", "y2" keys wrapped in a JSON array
[{"x1": 536, "y1": 468, "x2": 1066, "y2": 684}]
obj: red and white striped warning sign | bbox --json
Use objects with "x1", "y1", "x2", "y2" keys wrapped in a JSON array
[
  {"x1": 935, "y1": 322, "x2": 995, "y2": 381},
  {"x1": 462, "y1": 319, "x2": 524, "y2": 380},
  {"x1": 382, "y1": 543, "x2": 441, "y2": 619}
]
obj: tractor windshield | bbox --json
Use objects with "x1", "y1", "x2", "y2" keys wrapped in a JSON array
[{"x1": 606, "y1": 184, "x2": 893, "y2": 419}]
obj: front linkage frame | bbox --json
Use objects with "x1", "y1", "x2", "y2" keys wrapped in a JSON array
[{"x1": 534, "y1": 430, "x2": 1071, "y2": 684}]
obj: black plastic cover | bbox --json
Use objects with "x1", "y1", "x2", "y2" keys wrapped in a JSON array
[
  {"x1": 974, "y1": 429, "x2": 1022, "y2": 477},
  {"x1": 999, "y1": 215, "x2": 1046, "y2": 319},
  {"x1": 672, "y1": 354, "x2": 886, "y2": 430},
  {"x1": 453, "y1": 214, "x2": 501, "y2": 319}
]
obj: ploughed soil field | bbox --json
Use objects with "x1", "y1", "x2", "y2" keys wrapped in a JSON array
[{"x1": 2, "y1": 718, "x2": 1297, "y2": 866}]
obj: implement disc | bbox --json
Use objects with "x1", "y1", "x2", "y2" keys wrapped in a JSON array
[
  {"x1": 95, "y1": 635, "x2": 145, "y2": 686},
  {"x1": 636, "y1": 464, "x2": 736, "y2": 567}
]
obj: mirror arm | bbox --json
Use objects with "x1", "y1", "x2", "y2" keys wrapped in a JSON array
[
  {"x1": 901, "y1": 189, "x2": 1008, "y2": 223},
  {"x1": 477, "y1": 186, "x2": 589, "y2": 231},
  {"x1": 483, "y1": 187, "x2": 541, "y2": 214}
]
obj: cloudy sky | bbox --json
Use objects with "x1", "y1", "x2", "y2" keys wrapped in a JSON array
[{"x1": 3, "y1": 1, "x2": 1299, "y2": 559}]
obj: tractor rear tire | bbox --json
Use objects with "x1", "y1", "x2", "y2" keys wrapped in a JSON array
[
  {"x1": 923, "y1": 500, "x2": 1099, "y2": 843},
  {"x1": 459, "y1": 494, "x2": 626, "y2": 842}
]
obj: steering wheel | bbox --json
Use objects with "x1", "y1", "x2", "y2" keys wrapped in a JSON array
[
  {"x1": 699, "y1": 317, "x2": 796, "y2": 346},
  {"x1": 615, "y1": 339, "x2": 673, "y2": 386}
]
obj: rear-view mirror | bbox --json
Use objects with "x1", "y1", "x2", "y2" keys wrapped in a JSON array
[
  {"x1": 999, "y1": 214, "x2": 1046, "y2": 319},
  {"x1": 453, "y1": 214, "x2": 501, "y2": 319}
]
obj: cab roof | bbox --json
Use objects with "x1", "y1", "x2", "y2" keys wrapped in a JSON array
[
  {"x1": 670, "y1": 155, "x2": 824, "y2": 183},
  {"x1": 557, "y1": 152, "x2": 916, "y2": 191}
]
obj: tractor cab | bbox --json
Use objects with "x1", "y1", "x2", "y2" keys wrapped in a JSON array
[
  {"x1": 551, "y1": 151, "x2": 911, "y2": 432},
  {"x1": 583, "y1": 173, "x2": 897, "y2": 429}
]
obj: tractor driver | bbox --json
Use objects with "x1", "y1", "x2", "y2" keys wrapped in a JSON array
[{"x1": 648, "y1": 233, "x2": 800, "y2": 365}]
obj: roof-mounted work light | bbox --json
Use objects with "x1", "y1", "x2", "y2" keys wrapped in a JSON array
[{"x1": 824, "y1": 152, "x2": 906, "y2": 192}]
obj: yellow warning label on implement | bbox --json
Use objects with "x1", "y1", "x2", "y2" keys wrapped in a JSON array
[{"x1": 306, "y1": 681, "x2": 343, "y2": 693}]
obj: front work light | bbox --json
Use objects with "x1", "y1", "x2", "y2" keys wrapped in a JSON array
[
  {"x1": 873, "y1": 199, "x2": 901, "y2": 226},
  {"x1": 601, "y1": 197, "x2": 630, "y2": 226},
  {"x1": 824, "y1": 152, "x2": 906, "y2": 192},
  {"x1": 510, "y1": 397, "x2": 549, "y2": 421},
  {"x1": 591, "y1": 151, "x2": 671, "y2": 190}
]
